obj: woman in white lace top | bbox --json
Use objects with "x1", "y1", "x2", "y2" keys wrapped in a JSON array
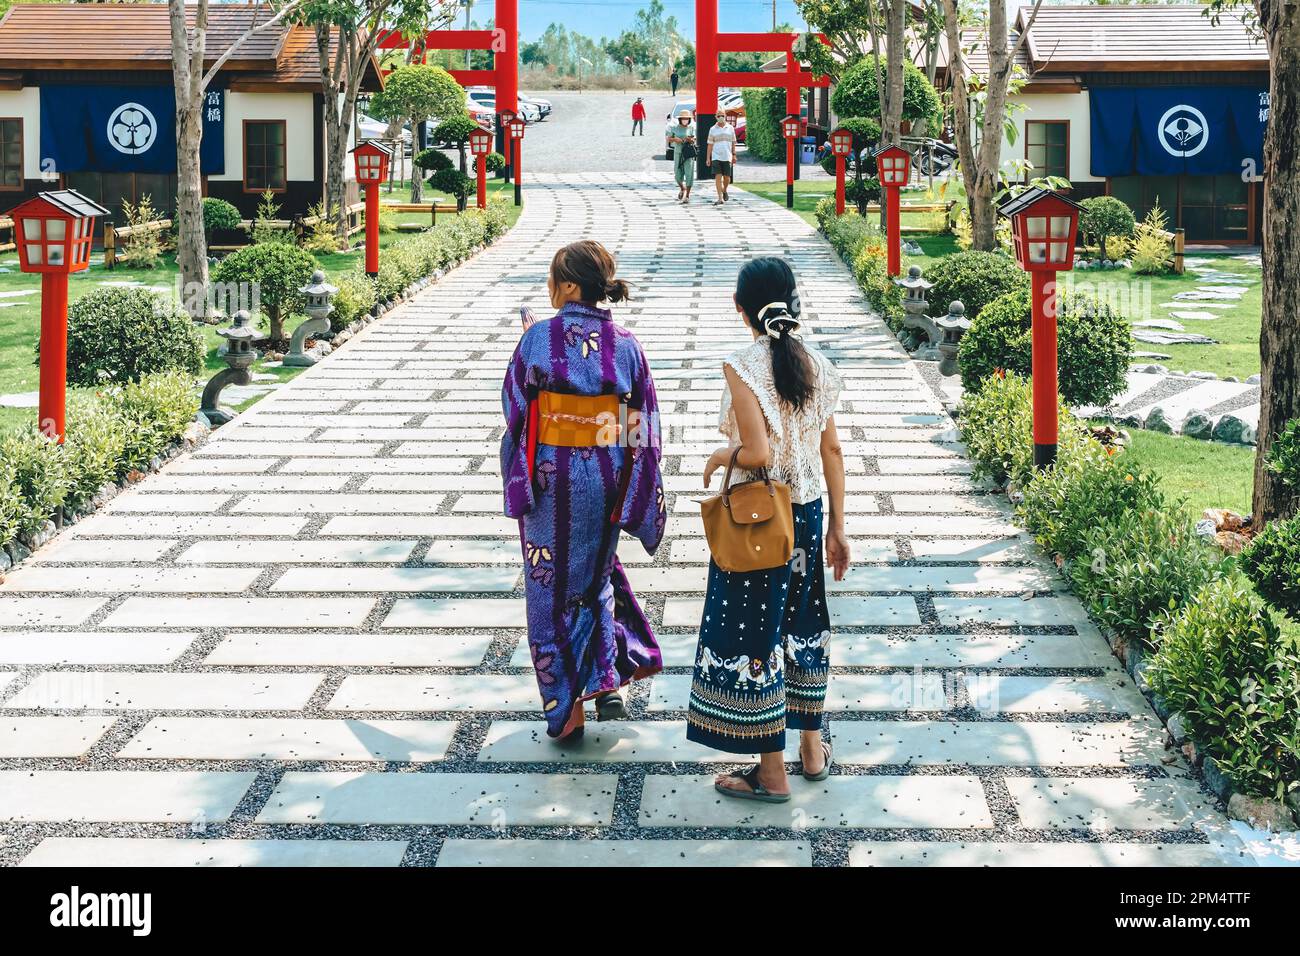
[{"x1": 686, "y1": 256, "x2": 849, "y2": 803}]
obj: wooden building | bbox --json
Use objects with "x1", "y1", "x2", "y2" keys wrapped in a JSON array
[
  {"x1": 0, "y1": 3, "x2": 384, "y2": 225},
  {"x1": 948, "y1": 5, "x2": 1269, "y2": 244}
]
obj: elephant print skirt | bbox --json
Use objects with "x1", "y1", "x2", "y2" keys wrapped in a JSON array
[{"x1": 686, "y1": 498, "x2": 831, "y2": 755}]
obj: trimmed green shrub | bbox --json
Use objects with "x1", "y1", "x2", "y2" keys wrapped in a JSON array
[
  {"x1": 1241, "y1": 517, "x2": 1300, "y2": 620},
  {"x1": 819, "y1": 116, "x2": 881, "y2": 174},
  {"x1": 1147, "y1": 576, "x2": 1300, "y2": 801},
  {"x1": 957, "y1": 371, "x2": 1091, "y2": 488},
  {"x1": 331, "y1": 273, "x2": 378, "y2": 331},
  {"x1": 429, "y1": 168, "x2": 474, "y2": 211},
  {"x1": 740, "y1": 87, "x2": 786, "y2": 162},
  {"x1": 0, "y1": 426, "x2": 67, "y2": 539},
  {"x1": 851, "y1": 242, "x2": 906, "y2": 332},
  {"x1": 0, "y1": 455, "x2": 21, "y2": 550},
  {"x1": 415, "y1": 148, "x2": 453, "y2": 173},
  {"x1": 1079, "y1": 196, "x2": 1135, "y2": 261},
  {"x1": 109, "y1": 371, "x2": 199, "y2": 474},
  {"x1": 60, "y1": 287, "x2": 204, "y2": 387},
  {"x1": 202, "y1": 197, "x2": 242, "y2": 235},
  {"x1": 924, "y1": 250, "x2": 1027, "y2": 320},
  {"x1": 821, "y1": 208, "x2": 877, "y2": 259},
  {"x1": 1265, "y1": 417, "x2": 1300, "y2": 490},
  {"x1": 958, "y1": 288, "x2": 1133, "y2": 407},
  {"x1": 61, "y1": 399, "x2": 128, "y2": 512},
  {"x1": 844, "y1": 175, "x2": 882, "y2": 207},
  {"x1": 1071, "y1": 506, "x2": 1224, "y2": 645},
  {"x1": 831, "y1": 56, "x2": 941, "y2": 130},
  {"x1": 360, "y1": 203, "x2": 509, "y2": 299},
  {"x1": 211, "y1": 243, "x2": 319, "y2": 341},
  {"x1": 476, "y1": 151, "x2": 505, "y2": 174},
  {"x1": 1019, "y1": 451, "x2": 1166, "y2": 563}
]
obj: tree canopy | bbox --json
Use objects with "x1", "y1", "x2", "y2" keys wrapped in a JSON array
[{"x1": 831, "y1": 54, "x2": 941, "y2": 127}]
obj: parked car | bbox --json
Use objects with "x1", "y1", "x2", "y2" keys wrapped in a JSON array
[
  {"x1": 468, "y1": 88, "x2": 540, "y2": 123},
  {"x1": 519, "y1": 94, "x2": 551, "y2": 119}
]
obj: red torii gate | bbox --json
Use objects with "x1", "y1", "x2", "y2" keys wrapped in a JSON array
[
  {"x1": 376, "y1": 0, "x2": 519, "y2": 178},
  {"x1": 694, "y1": 0, "x2": 830, "y2": 180}
]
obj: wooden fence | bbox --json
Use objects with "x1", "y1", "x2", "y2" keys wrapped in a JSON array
[{"x1": 0, "y1": 214, "x2": 14, "y2": 253}]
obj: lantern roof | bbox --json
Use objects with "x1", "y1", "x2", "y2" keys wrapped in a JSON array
[
  {"x1": 871, "y1": 143, "x2": 911, "y2": 159},
  {"x1": 10, "y1": 189, "x2": 109, "y2": 220},
  {"x1": 300, "y1": 268, "x2": 337, "y2": 297},
  {"x1": 998, "y1": 185, "x2": 1082, "y2": 220},
  {"x1": 351, "y1": 139, "x2": 394, "y2": 158}
]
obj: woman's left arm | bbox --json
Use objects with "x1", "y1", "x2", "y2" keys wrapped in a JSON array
[{"x1": 705, "y1": 364, "x2": 769, "y2": 488}]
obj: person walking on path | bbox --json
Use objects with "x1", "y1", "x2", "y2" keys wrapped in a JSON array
[
  {"x1": 501, "y1": 241, "x2": 668, "y2": 743},
  {"x1": 670, "y1": 68, "x2": 680, "y2": 96},
  {"x1": 706, "y1": 113, "x2": 737, "y2": 204},
  {"x1": 670, "y1": 113, "x2": 696, "y2": 203},
  {"x1": 632, "y1": 98, "x2": 647, "y2": 136},
  {"x1": 687, "y1": 257, "x2": 849, "y2": 802}
]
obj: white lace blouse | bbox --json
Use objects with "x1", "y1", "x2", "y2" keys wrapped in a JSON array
[{"x1": 718, "y1": 338, "x2": 844, "y2": 505}]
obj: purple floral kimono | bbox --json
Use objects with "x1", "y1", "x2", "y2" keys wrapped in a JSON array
[{"x1": 501, "y1": 301, "x2": 667, "y2": 738}]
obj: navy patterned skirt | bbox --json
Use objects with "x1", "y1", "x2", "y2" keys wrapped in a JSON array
[{"x1": 686, "y1": 498, "x2": 831, "y2": 754}]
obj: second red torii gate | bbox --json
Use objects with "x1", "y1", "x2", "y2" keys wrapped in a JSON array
[
  {"x1": 694, "y1": 0, "x2": 830, "y2": 179},
  {"x1": 377, "y1": 0, "x2": 519, "y2": 178}
]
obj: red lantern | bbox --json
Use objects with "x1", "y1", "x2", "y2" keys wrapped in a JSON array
[
  {"x1": 872, "y1": 144, "x2": 913, "y2": 277},
  {"x1": 507, "y1": 116, "x2": 526, "y2": 206},
  {"x1": 780, "y1": 114, "x2": 802, "y2": 209},
  {"x1": 351, "y1": 141, "x2": 393, "y2": 278},
  {"x1": 872, "y1": 143, "x2": 912, "y2": 188},
  {"x1": 351, "y1": 139, "x2": 392, "y2": 185},
  {"x1": 1000, "y1": 186, "x2": 1082, "y2": 273},
  {"x1": 9, "y1": 189, "x2": 106, "y2": 275},
  {"x1": 507, "y1": 116, "x2": 526, "y2": 140},
  {"x1": 998, "y1": 186, "x2": 1084, "y2": 471},
  {"x1": 8, "y1": 189, "x2": 109, "y2": 442},
  {"x1": 781, "y1": 114, "x2": 802, "y2": 141},
  {"x1": 469, "y1": 127, "x2": 493, "y2": 210},
  {"x1": 830, "y1": 127, "x2": 854, "y2": 217}
]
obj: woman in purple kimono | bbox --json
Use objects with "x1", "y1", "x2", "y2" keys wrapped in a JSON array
[{"x1": 501, "y1": 240, "x2": 667, "y2": 742}]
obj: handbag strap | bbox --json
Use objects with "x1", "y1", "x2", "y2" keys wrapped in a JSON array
[{"x1": 720, "y1": 446, "x2": 774, "y2": 509}]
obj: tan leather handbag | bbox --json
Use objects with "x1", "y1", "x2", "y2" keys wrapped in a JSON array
[{"x1": 701, "y1": 447, "x2": 794, "y2": 573}]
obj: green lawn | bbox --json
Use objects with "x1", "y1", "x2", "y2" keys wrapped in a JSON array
[
  {"x1": 0, "y1": 181, "x2": 520, "y2": 433},
  {"x1": 1109, "y1": 424, "x2": 1256, "y2": 520}
]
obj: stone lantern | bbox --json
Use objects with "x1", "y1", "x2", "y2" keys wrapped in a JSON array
[
  {"x1": 202, "y1": 310, "x2": 258, "y2": 426},
  {"x1": 934, "y1": 301, "x2": 971, "y2": 377},
  {"x1": 284, "y1": 270, "x2": 337, "y2": 368},
  {"x1": 895, "y1": 265, "x2": 939, "y2": 360}
]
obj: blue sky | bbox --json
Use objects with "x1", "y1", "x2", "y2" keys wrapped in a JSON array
[{"x1": 473, "y1": 1, "x2": 811, "y2": 43}]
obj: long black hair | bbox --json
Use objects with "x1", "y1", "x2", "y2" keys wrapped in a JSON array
[{"x1": 735, "y1": 257, "x2": 815, "y2": 411}]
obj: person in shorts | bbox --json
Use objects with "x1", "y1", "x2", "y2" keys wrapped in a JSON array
[{"x1": 706, "y1": 114, "x2": 737, "y2": 205}]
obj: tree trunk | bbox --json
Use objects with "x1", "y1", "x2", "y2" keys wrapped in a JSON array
[
  {"x1": 409, "y1": 113, "x2": 424, "y2": 203},
  {"x1": 170, "y1": 0, "x2": 210, "y2": 320},
  {"x1": 883, "y1": 0, "x2": 906, "y2": 144},
  {"x1": 1253, "y1": 3, "x2": 1300, "y2": 522}
]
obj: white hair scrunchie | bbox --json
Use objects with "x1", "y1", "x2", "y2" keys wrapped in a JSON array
[{"x1": 757, "y1": 301, "x2": 803, "y2": 340}]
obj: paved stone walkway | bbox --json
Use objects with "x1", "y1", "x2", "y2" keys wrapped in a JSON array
[{"x1": 0, "y1": 174, "x2": 1253, "y2": 867}]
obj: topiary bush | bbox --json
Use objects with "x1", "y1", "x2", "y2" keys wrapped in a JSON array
[
  {"x1": 429, "y1": 167, "x2": 474, "y2": 211},
  {"x1": 819, "y1": 116, "x2": 881, "y2": 174},
  {"x1": 1147, "y1": 575, "x2": 1300, "y2": 802},
  {"x1": 1241, "y1": 517, "x2": 1300, "y2": 620},
  {"x1": 211, "y1": 242, "x2": 319, "y2": 342},
  {"x1": 958, "y1": 288, "x2": 1133, "y2": 407},
  {"x1": 476, "y1": 151, "x2": 505, "y2": 174},
  {"x1": 1071, "y1": 506, "x2": 1225, "y2": 645},
  {"x1": 59, "y1": 287, "x2": 204, "y2": 387},
  {"x1": 924, "y1": 250, "x2": 1028, "y2": 320},
  {"x1": 415, "y1": 148, "x2": 453, "y2": 173},
  {"x1": 844, "y1": 175, "x2": 882, "y2": 207},
  {"x1": 831, "y1": 56, "x2": 942, "y2": 131},
  {"x1": 202, "y1": 197, "x2": 242, "y2": 236},
  {"x1": 1079, "y1": 196, "x2": 1135, "y2": 261}
]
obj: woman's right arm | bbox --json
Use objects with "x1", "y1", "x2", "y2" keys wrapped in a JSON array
[{"x1": 820, "y1": 415, "x2": 850, "y2": 581}]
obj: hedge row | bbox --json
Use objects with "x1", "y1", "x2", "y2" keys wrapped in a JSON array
[
  {"x1": 0, "y1": 372, "x2": 199, "y2": 553},
  {"x1": 740, "y1": 88, "x2": 787, "y2": 163},
  {"x1": 815, "y1": 199, "x2": 906, "y2": 331},
  {"x1": 960, "y1": 372, "x2": 1300, "y2": 805}
]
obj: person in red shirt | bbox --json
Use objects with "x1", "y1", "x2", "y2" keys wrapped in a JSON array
[{"x1": 632, "y1": 98, "x2": 647, "y2": 136}]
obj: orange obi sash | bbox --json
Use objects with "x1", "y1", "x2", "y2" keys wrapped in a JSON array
[
  {"x1": 526, "y1": 391, "x2": 621, "y2": 482},
  {"x1": 537, "y1": 391, "x2": 621, "y2": 446}
]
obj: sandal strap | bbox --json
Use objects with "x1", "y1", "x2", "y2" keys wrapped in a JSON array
[{"x1": 730, "y1": 764, "x2": 769, "y2": 796}]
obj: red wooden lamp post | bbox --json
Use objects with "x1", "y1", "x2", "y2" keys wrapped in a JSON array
[
  {"x1": 873, "y1": 144, "x2": 912, "y2": 278},
  {"x1": 829, "y1": 127, "x2": 853, "y2": 216},
  {"x1": 781, "y1": 114, "x2": 802, "y2": 209},
  {"x1": 351, "y1": 140, "x2": 392, "y2": 279},
  {"x1": 8, "y1": 189, "x2": 109, "y2": 442},
  {"x1": 469, "y1": 126, "x2": 493, "y2": 210},
  {"x1": 999, "y1": 186, "x2": 1083, "y2": 470},
  {"x1": 498, "y1": 109, "x2": 516, "y2": 185},
  {"x1": 508, "y1": 115, "x2": 526, "y2": 207}
]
